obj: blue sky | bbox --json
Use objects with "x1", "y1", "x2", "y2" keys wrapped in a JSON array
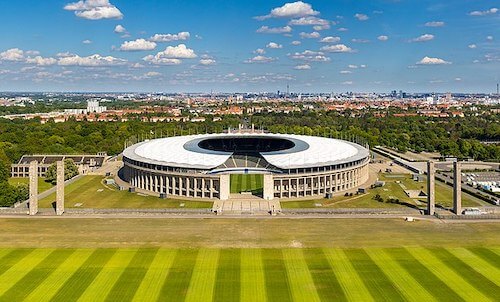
[{"x1": 0, "y1": 0, "x2": 498, "y2": 93}]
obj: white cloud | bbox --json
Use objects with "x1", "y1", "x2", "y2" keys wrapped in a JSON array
[
  {"x1": 486, "y1": 36, "x2": 494, "y2": 41},
  {"x1": 377, "y1": 35, "x2": 389, "y2": 41},
  {"x1": 352, "y1": 38, "x2": 370, "y2": 43},
  {"x1": 300, "y1": 31, "x2": 320, "y2": 39},
  {"x1": 342, "y1": 81, "x2": 353, "y2": 85},
  {"x1": 254, "y1": 48, "x2": 266, "y2": 55},
  {"x1": 348, "y1": 64, "x2": 358, "y2": 69},
  {"x1": 294, "y1": 64, "x2": 311, "y2": 70},
  {"x1": 25, "y1": 56, "x2": 57, "y2": 66},
  {"x1": 288, "y1": 16, "x2": 329, "y2": 26},
  {"x1": 144, "y1": 71, "x2": 162, "y2": 77},
  {"x1": 149, "y1": 32, "x2": 190, "y2": 42},
  {"x1": 143, "y1": 44, "x2": 197, "y2": 65},
  {"x1": 320, "y1": 44, "x2": 354, "y2": 53},
  {"x1": 119, "y1": 39, "x2": 157, "y2": 51},
  {"x1": 416, "y1": 56, "x2": 451, "y2": 65},
  {"x1": 337, "y1": 27, "x2": 348, "y2": 32},
  {"x1": 82, "y1": 39, "x2": 92, "y2": 44},
  {"x1": 468, "y1": 44, "x2": 477, "y2": 49},
  {"x1": 313, "y1": 25, "x2": 330, "y2": 31},
  {"x1": 199, "y1": 58, "x2": 216, "y2": 66},
  {"x1": 58, "y1": 54, "x2": 127, "y2": 66},
  {"x1": 469, "y1": 8, "x2": 498, "y2": 16},
  {"x1": 291, "y1": 40, "x2": 301, "y2": 45},
  {"x1": 340, "y1": 70, "x2": 352, "y2": 74},
  {"x1": 425, "y1": 21, "x2": 445, "y2": 27},
  {"x1": 114, "y1": 24, "x2": 126, "y2": 33},
  {"x1": 244, "y1": 55, "x2": 276, "y2": 63},
  {"x1": 410, "y1": 34, "x2": 435, "y2": 42},
  {"x1": 289, "y1": 50, "x2": 330, "y2": 62},
  {"x1": 267, "y1": 42, "x2": 283, "y2": 49},
  {"x1": 256, "y1": 26, "x2": 292, "y2": 34},
  {"x1": 0, "y1": 48, "x2": 25, "y2": 61},
  {"x1": 320, "y1": 36, "x2": 341, "y2": 43},
  {"x1": 354, "y1": 13, "x2": 369, "y2": 21},
  {"x1": 64, "y1": 0, "x2": 123, "y2": 20},
  {"x1": 256, "y1": 1, "x2": 319, "y2": 20}
]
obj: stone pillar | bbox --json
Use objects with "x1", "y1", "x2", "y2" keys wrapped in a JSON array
[
  {"x1": 29, "y1": 161, "x2": 38, "y2": 216},
  {"x1": 56, "y1": 161, "x2": 65, "y2": 216},
  {"x1": 263, "y1": 174, "x2": 274, "y2": 200},
  {"x1": 453, "y1": 161, "x2": 462, "y2": 215},
  {"x1": 427, "y1": 161, "x2": 435, "y2": 215},
  {"x1": 219, "y1": 174, "x2": 230, "y2": 200},
  {"x1": 209, "y1": 179, "x2": 214, "y2": 199}
]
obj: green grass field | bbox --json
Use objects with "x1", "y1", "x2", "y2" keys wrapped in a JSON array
[
  {"x1": 8, "y1": 177, "x2": 54, "y2": 194},
  {"x1": 0, "y1": 246, "x2": 497, "y2": 301},
  {"x1": 38, "y1": 176, "x2": 212, "y2": 209},
  {"x1": 230, "y1": 174, "x2": 263, "y2": 194}
]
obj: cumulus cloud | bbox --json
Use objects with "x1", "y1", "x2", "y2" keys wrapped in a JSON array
[
  {"x1": 377, "y1": 35, "x2": 389, "y2": 41},
  {"x1": 144, "y1": 71, "x2": 162, "y2": 77},
  {"x1": 486, "y1": 36, "x2": 494, "y2": 41},
  {"x1": 289, "y1": 16, "x2": 329, "y2": 26},
  {"x1": 267, "y1": 42, "x2": 283, "y2": 49},
  {"x1": 294, "y1": 64, "x2": 311, "y2": 70},
  {"x1": 0, "y1": 48, "x2": 25, "y2": 61},
  {"x1": 469, "y1": 8, "x2": 498, "y2": 16},
  {"x1": 256, "y1": 1, "x2": 319, "y2": 20},
  {"x1": 410, "y1": 34, "x2": 435, "y2": 42},
  {"x1": 143, "y1": 44, "x2": 197, "y2": 65},
  {"x1": 244, "y1": 55, "x2": 276, "y2": 63},
  {"x1": 256, "y1": 26, "x2": 292, "y2": 34},
  {"x1": 340, "y1": 70, "x2": 352, "y2": 74},
  {"x1": 199, "y1": 58, "x2": 216, "y2": 66},
  {"x1": 114, "y1": 24, "x2": 126, "y2": 33},
  {"x1": 337, "y1": 27, "x2": 348, "y2": 32},
  {"x1": 291, "y1": 40, "x2": 301, "y2": 45},
  {"x1": 254, "y1": 48, "x2": 266, "y2": 55},
  {"x1": 58, "y1": 54, "x2": 127, "y2": 66},
  {"x1": 25, "y1": 56, "x2": 57, "y2": 66},
  {"x1": 468, "y1": 44, "x2": 477, "y2": 49},
  {"x1": 416, "y1": 56, "x2": 451, "y2": 65},
  {"x1": 300, "y1": 31, "x2": 320, "y2": 39},
  {"x1": 119, "y1": 39, "x2": 157, "y2": 51},
  {"x1": 354, "y1": 13, "x2": 369, "y2": 21},
  {"x1": 149, "y1": 32, "x2": 190, "y2": 42},
  {"x1": 320, "y1": 44, "x2": 354, "y2": 53},
  {"x1": 289, "y1": 50, "x2": 330, "y2": 62},
  {"x1": 82, "y1": 39, "x2": 92, "y2": 44},
  {"x1": 425, "y1": 21, "x2": 445, "y2": 27},
  {"x1": 320, "y1": 36, "x2": 341, "y2": 43},
  {"x1": 64, "y1": 0, "x2": 123, "y2": 20},
  {"x1": 352, "y1": 38, "x2": 370, "y2": 43}
]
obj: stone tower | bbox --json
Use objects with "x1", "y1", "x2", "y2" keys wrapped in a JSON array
[
  {"x1": 453, "y1": 161, "x2": 462, "y2": 215},
  {"x1": 56, "y1": 161, "x2": 65, "y2": 215},
  {"x1": 29, "y1": 161, "x2": 38, "y2": 216},
  {"x1": 427, "y1": 161, "x2": 435, "y2": 215}
]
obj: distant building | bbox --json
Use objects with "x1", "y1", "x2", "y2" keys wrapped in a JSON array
[{"x1": 11, "y1": 154, "x2": 107, "y2": 177}]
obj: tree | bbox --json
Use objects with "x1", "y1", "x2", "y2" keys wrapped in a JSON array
[
  {"x1": 0, "y1": 160, "x2": 9, "y2": 184},
  {"x1": 45, "y1": 159, "x2": 79, "y2": 185}
]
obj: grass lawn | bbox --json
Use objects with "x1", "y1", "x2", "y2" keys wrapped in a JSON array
[
  {"x1": 281, "y1": 173, "x2": 488, "y2": 209},
  {"x1": 8, "y1": 177, "x2": 54, "y2": 194},
  {"x1": 230, "y1": 174, "x2": 263, "y2": 194},
  {"x1": 38, "y1": 175, "x2": 212, "y2": 209}
]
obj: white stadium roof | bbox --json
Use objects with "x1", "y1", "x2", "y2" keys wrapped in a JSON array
[{"x1": 123, "y1": 133, "x2": 369, "y2": 170}]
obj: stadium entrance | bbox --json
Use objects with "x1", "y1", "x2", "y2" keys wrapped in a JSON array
[{"x1": 230, "y1": 174, "x2": 264, "y2": 197}]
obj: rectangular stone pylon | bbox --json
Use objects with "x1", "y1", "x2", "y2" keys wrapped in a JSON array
[
  {"x1": 29, "y1": 161, "x2": 38, "y2": 216},
  {"x1": 56, "y1": 161, "x2": 65, "y2": 215},
  {"x1": 427, "y1": 161, "x2": 435, "y2": 215},
  {"x1": 263, "y1": 174, "x2": 274, "y2": 200},
  {"x1": 219, "y1": 174, "x2": 230, "y2": 200},
  {"x1": 453, "y1": 161, "x2": 462, "y2": 215}
]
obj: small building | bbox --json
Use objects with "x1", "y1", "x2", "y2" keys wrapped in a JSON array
[{"x1": 11, "y1": 154, "x2": 106, "y2": 177}]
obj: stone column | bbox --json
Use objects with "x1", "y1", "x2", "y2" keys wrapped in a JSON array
[
  {"x1": 209, "y1": 179, "x2": 214, "y2": 199},
  {"x1": 219, "y1": 174, "x2": 230, "y2": 200},
  {"x1": 263, "y1": 174, "x2": 274, "y2": 200},
  {"x1": 29, "y1": 161, "x2": 38, "y2": 216},
  {"x1": 427, "y1": 161, "x2": 435, "y2": 215},
  {"x1": 56, "y1": 161, "x2": 65, "y2": 216},
  {"x1": 453, "y1": 161, "x2": 462, "y2": 215}
]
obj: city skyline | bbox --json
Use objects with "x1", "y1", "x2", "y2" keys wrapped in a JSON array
[{"x1": 0, "y1": 0, "x2": 499, "y2": 93}]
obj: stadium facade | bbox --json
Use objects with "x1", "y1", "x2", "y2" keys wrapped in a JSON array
[{"x1": 121, "y1": 131, "x2": 370, "y2": 200}]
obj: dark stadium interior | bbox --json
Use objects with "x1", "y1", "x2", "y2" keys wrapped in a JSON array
[{"x1": 198, "y1": 137, "x2": 295, "y2": 153}]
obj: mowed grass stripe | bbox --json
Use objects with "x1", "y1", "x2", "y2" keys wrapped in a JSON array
[
  {"x1": 303, "y1": 249, "x2": 346, "y2": 302},
  {"x1": 132, "y1": 249, "x2": 177, "y2": 302},
  {"x1": 432, "y1": 248, "x2": 499, "y2": 300},
  {"x1": 0, "y1": 249, "x2": 54, "y2": 294},
  {"x1": 214, "y1": 249, "x2": 241, "y2": 302},
  {"x1": 407, "y1": 247, "x2": 490, "y2": 302},
  {"x1": 77, "y1": 249, "x2": 136, "y2": 302},
  {"x1": 345, "y1": 249, "x2": 405, "y2": 301},
  {"x1": 282, "y1": 249, "x2": 321, "y2": 302},
  {"x1": 23, "y1": 249, "x2": 94, "y2": 302},
  {"x1": 184, "y1": 249, "x2": 219, "y2": 302},
  {"x1": 449, "y1": 248, "x2": 500, "y2": 287},
  {"x1": 262, "y1": 249, "x2": 293, "y2": 302},
  {"x1": 0, "y1": 248, "x2": 34, "y2": 276},
  {"x1": 105, "y1": 248, "x2": 159, "y2": 302},
  {"x1": 386, "y1": 248, "x2": 464, "y2": 302},
  {"x1": 467, "y1": 247, "x2": 500, "y2": 270},
  {"x1": 1, "y1": 249, "x2": 74, "y2": 301},
  {"x1": 366, "y1": 248, "x2": 436, "y2": 302},
  {"x1": 323, "y1": 249, "x2": 373, "y2": 302},
  {"x1": 158, "y1": 249, "x2": 198, "y2": 302},
  {"x1": 241, "y1": 249, "x2": 266, "y2": 302},
  {"x1": 50, "y1": 249, "x2": 116, "y2": 302},
  {"x1": 0, "y1": 249, "x2": 12, "y2": 262}
]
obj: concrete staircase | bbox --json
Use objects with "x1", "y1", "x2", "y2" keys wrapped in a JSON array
[{"x1": 213, "y1": 194, "x2": 281, "y2": 216}]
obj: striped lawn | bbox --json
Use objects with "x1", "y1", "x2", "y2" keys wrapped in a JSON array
[
  {"x1": 230, "y1": 174, "x2": 263, "y2": 193},
  {"x1": 0, "y1": 247, "x2": 498, "y2": 301}
]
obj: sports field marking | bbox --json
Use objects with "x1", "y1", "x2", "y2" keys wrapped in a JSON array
[
  {"x1": 184, "y1": 248, "x2": 219, "y2": 302},
  {"x1": 214, "y1": 249, "x2": 241, "y2": 302},
  {"x1": 323, "y1": 248, "x2": 373, "y2": 302},
  {"x1": 407, "y1": 247, "x2": 491, "y2": 302},
  {"x1": 282, "y1": 249, "x2": 321, "y2": 302},
  {"x1": 240, "y1": 249, "x2": 267, "y2": 302},
  {"x1": 0, "y1": 248, "x2": 53, "y2": 294},
  {"x1": 77, "y1": 249, "x2": 136, "y2": 302},
  {"x1": 132, "y1": 249, "x2": 177, "y2": 302},
  {"x1": 448, "y1": 248, "x2": 500, "y2": 287},
  {"x1": 23, "y1": 249, "x2": 94, "y2": 302},
  {"x1": 366, "y1": 248, "x2": 436, "y2": 302}
]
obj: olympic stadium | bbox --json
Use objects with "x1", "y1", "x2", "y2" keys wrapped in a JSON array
[{"x1": 121, "y1": 131, "x2": 370, "y2": 200}]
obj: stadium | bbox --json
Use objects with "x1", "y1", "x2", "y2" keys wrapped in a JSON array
[{"x1": 121, "y1": 130, "x2": 370, "y2": 200}]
